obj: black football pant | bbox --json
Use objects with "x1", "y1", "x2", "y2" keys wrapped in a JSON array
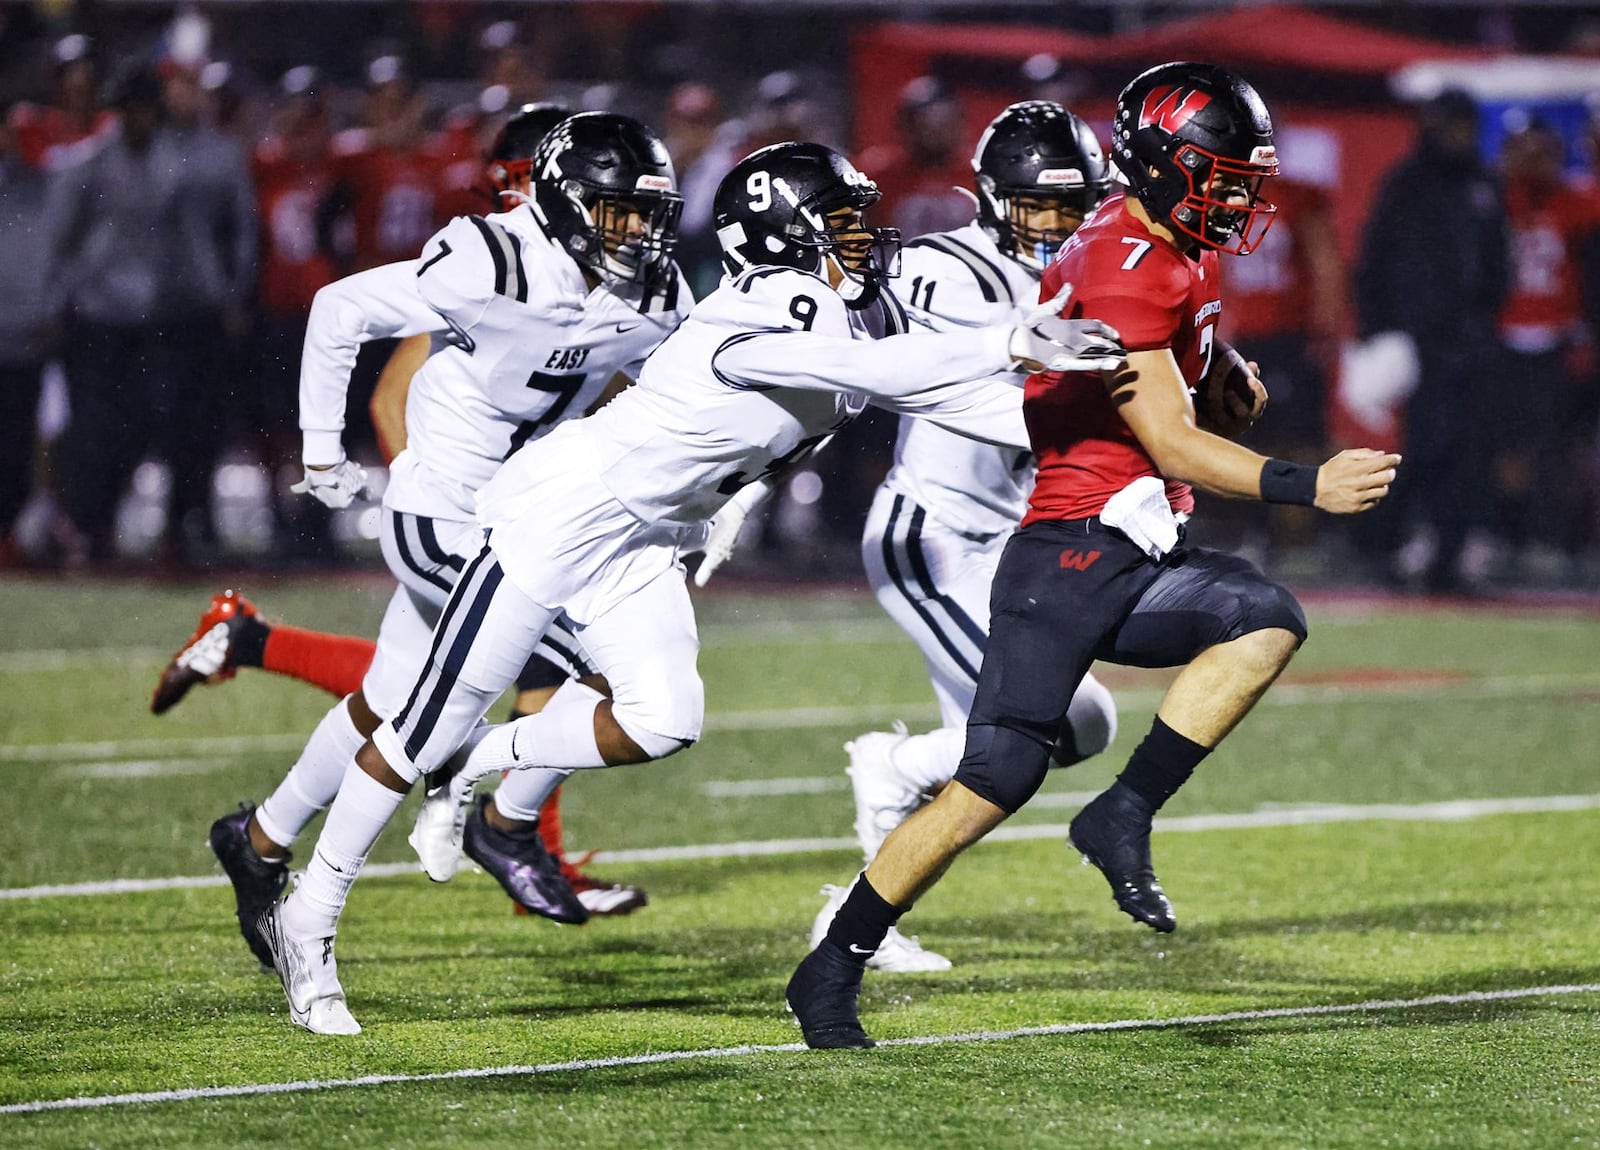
[{"x1": 954, "y1": 518, "x2": 1307, "y2": 813}]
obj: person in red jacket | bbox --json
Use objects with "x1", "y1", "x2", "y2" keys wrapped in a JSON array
[
  {"x1": 1494, "y1": 116, "x2": 1600, "y2": 566},
  {"x1": 786, "y1": 61, "x2": 1401, "y2": 1049}
]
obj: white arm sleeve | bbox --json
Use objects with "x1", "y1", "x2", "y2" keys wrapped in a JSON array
[
  {"x1": 298, "y1": 262, "x2": 445, "y2": 463},
  {"x1": 712, "y1": 324, "x2": 1012, "y2": 399},
  {"x1": 712, "y1": 325, "x2": 1026, "y2": 449},
  {"x1": 869, "y1": 372, "x2": 1030, "y2": 450}
]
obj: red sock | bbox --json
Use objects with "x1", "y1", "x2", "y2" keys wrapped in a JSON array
[
  {"x1": 260, "y1": 625, "x2": 376, "y2": 698},
  {"x1": 539, "y1": 784, "x2": 568, "y2": 862}
]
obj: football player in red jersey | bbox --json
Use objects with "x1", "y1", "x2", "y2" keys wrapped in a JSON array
[{"x1": 787, "y1": 62, "x2": 1401, "y2": 1049}]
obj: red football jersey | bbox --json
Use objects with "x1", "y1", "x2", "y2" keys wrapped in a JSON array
[
  {"x1": 1023, "y1": 191, "x2": 1221, "y2": 525},
  {"x1": 331, "y1": 130, "x2": 447, "y2": 271},
  {"x1": 1499, "y1": 179, "x2": 1600, "y2": 344},
  {"x1": 253, "y1": 138, "x2": 340, "y2": 319}
]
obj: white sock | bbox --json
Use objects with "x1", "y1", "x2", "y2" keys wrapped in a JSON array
[
  {"x1": 282, "y1": 761, "x2": 405, "y2": 938},
  {"x1": 891, "y1": 726, "x2": 965, "y2": 793},
  {"x1": 456, "y1": 679, "x2": 606, "y2": 790},
  {"x1": 256, "y1": 696, "x2": 367, "y2": 850},
  {"x1": 492, "y1": 767, "x2": 572, "y2": 822}
]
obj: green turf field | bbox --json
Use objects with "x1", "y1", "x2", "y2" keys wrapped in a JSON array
[{"x1": 1, "y1": 577, "x2": 1597, "y2": 1148}]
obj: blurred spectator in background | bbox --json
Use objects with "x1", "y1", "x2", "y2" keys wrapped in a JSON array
[
  {"x1": 326, "y1": 54, "x2": 444, "y2": 273},
  {"x1": 1019, "y1": 53, "x2": 1083, "y2": 107},
  {"x1": 664, "y1": 80, "x2": 739, "y2": 297},
  {"x1": 0, "y1": 107, "x2": 53, "y2": 565},
  {"x1": 7, "y1": 34, "x2": 116, "y2": 171},
  {"x1": 251, "y1": 65, "x2": 341, "y2": 559},
  {"x1": 157, "y1": 57, "x2": 258, "y2": 562},
  {"x1": 1218, "y1": 173, "x2": 1344, "y2": 553},
  {"x1": 737, "y1": 70, "x2": 835, "y2": 155},
  {"x1": 42, "y1": 64, "x2": 173, "y2": 564},
  {"x1": 433, "y1": 84, "x2": 517, "y2": 221},
  {"x1": 475, "y1": 18, "x2": 547, "y2": 108},
  {"x1": 860, "y1": 76, "x2": 974, "y2": 239},
  {"x1": 1492, "y1": 115, "x2": 1600, "y2": 576},
  {"x1": 43, "y1": 59, "x2": 257, "y2": 567},
  {"x1": 1353, "y1": 89, "x2": 1511, "y2": 592}
]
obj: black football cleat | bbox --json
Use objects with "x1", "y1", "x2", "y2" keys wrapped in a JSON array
[
  {"x1": 786, "y1": 941, "x2": 876, "y2": 1049},
  {"x1": 1068, "y1": 787, "x2": 1176, "y2": 933},
  {"x1": 208, "y1": 804, "x2": 291, "y2": 969},
  {"x1": 463, "y1": 796, "x2": 589, "y2": 924}
]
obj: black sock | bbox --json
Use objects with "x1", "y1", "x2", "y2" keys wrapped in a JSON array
[
  {"x1": 231, "y1": 616, "x2": 270, "y2": 668},
  {"x1": 824, "y1": 873, "x2": 907, "y2": 966},
  {"x1": 1115, "y1": 716, "x2": 1210, "y2": 812}
]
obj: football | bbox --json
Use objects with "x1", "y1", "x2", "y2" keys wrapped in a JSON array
[{"x1": 1196, "y1": 341, "x2": 1264, "y2": 436}]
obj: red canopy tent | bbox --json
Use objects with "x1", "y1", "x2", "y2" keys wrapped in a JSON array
[{"x1": 849, "y1": 6, "x2": 1494, "y2": 256}]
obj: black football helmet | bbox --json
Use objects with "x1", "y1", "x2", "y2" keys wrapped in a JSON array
[
  {"x1": 1112, "y1": 61, "x2": 1278, "y2": 255},
  {"x1": 488, "y1": 102, "x2": 572, "y2": 200},
  {"x1": 530, "y1": 111, "x2": 682, "y2": 284},
  {"x1": 973, "y1": 100, "x2": 1112, "y2": 272},
  {"x1": 713, "y1": 142, "x2": 900, "y2": 308}
]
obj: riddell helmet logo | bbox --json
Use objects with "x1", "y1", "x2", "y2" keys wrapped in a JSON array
[{"x1": 1139, "y1": 86, "x2": 1213, "y2": 134}]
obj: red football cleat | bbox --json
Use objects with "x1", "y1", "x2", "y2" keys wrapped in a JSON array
[{"x1": 150, "y1": 589, "x2": 261, "y2": 715}]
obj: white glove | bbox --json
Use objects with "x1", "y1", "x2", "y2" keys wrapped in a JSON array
[
  {"x1": 291, "y1": 458, "x2": 370, "y2": 509},
  {"x1": 694, "y1": 478, "x2": 772, "y2": 587},
  {"x1": 1009, "y1": 283, "x2": 1127, "y2": 373}
]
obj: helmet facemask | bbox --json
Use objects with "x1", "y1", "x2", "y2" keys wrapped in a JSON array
[
  {"x1": 978, "y1": 177, "x2": 1107, "y2": 272},
  {"x1": 800, "y1": 206, "x2": 900, "y2": 307},
  {"x1": 552, "y1": 177, "x2": 683, "y2": 285},
  {"x1": 490, "y1": 157, "x2": 534, "y2": 204},
  {"x1": 783, "y1": 186, "x2": 900, "y2": 308},
  {"x1": 1161, "y1": 144, "x2": 1277, "y2": 255}
]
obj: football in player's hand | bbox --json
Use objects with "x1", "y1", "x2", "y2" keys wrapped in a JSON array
[{"x1": 1196, "y1": 342, "x2": 1267, "y2": 437}]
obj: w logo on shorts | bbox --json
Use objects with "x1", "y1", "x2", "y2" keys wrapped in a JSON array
[{"x1": 1059, "y1": 549, "x2": 1102, "y2": 571}]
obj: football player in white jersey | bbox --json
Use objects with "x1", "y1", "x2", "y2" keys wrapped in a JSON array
[
  {"x1": 806, "y1": 101, "x2": 1121, "y2": 972},
  {"x1": 257, "y1": 140, "x2": 1127, "y2": 1034},
  {"x1": 207, "y1": 110, "x2": 692, "y2": 978}
]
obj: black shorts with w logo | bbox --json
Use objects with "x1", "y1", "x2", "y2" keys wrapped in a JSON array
[{"x1": 954, "y1": 517, "x2": 1306, "y2": 812}]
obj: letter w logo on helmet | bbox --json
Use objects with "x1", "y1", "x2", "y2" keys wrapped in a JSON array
[{"x1": 1139, "y1": 86, "x2": 1212, "y2": 134}]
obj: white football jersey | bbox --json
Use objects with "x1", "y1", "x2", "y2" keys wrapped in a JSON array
[
  {"x1": 477, "y1": 264, "x2": 1027, "y2": 617},
  {"x1": 299, "y1": 204, "x2": 692, "y2": 521},
  {"x1": 887, "y1": 222, "x2": 1041, "y2": 539}
]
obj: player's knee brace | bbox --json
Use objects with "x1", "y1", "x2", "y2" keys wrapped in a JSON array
[
  {"x1": 953, "y1": 721, "x2": 1054, "y2": 814},
  {"x1": 609, "y1": 679, "x2": 704, "y2": 762},
  {"x1": 1052, "y1": 675, "x2": 1118, "y2": 766},
  {"x1": 1230, "y1": 578, "x2": 1308, "y2": 643},
  {"x1": 1203, "y1": 560, "x2": 1308, "y2": 645}
]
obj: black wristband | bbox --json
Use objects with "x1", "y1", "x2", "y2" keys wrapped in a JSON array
[{"x1": 1259, "y1": 458, "x2": 1319, "y2": 506}]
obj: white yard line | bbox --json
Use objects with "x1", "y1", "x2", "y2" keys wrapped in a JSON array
[
  {"x1": 7, "y1": 668, "x2": 1600, "y2": 766},
  {"x1": 3, "y1": 792, "x2": 1597, "y2": 903},
  {"x1": 1, "y1": 982, "x2": 1594, "y2": 1116}
]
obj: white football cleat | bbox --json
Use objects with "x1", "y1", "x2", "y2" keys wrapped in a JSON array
[
  {"x1": 845, "y1": 725, "x2": 927, "y2": 861},
  {"x1": 258, "y1": 901, "x2": 362, "y2": 1036},
  {"x1": 409, "y1": 777, "x2": 469, "y2": 883},
  {"x1": 809, "y1": 883, "x2": 952, "y2": 973}
]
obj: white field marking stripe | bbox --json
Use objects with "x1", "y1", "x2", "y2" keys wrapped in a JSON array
[
  {"x1": 2, "y1": 983, "x2": 1595, "y2": 1116},
  {"x1": 8, "y1": 668, "x2": 1600, "y2": 766},
  {"x1": 64, "y1": 760, "x2": 230, "y2": 780},
  {"x1": 702, "y1": 777, "x2": 841, "y2": 797},
  {"x1": 0, "y1": 646, "x2": 169, "y2": 673},
  {"x1": 5, "y1": 793, "x2": 1598, "y2": 903},
  {"x1": 0, "y1": 733, "x2": 308, "y2": 764}
]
